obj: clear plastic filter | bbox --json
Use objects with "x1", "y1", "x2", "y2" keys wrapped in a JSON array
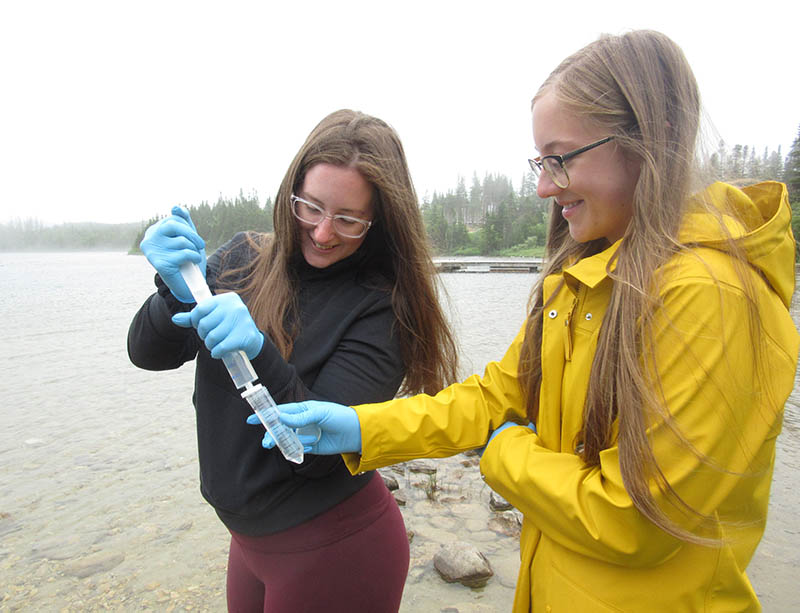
[{"x1": 241, "y1": 383, "x2": 305, "y2": 464}]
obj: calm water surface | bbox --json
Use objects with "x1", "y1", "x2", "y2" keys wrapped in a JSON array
[{"x1": 0, "y1": 252, "x2": 797, "y2": 611}]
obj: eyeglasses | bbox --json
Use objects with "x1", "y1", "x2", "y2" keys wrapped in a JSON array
[
  {"x1": 290, "y1": 194, "x2": 373, "y2": 239},
  {"x1": 528, "y1": 136, "x2": 614, "y2": 189}
]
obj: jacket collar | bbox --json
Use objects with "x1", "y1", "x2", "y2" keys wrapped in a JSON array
[{"x1": 563, "y1": 240, "x2": 622, "y2": 291}]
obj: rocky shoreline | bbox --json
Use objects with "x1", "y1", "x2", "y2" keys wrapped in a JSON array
[
  {"x1": 3, "y1": 430, "x2": 798, "y2": 612},
  {"x1": 1, "y1": 451, "x2": 520, "y2": 613}
]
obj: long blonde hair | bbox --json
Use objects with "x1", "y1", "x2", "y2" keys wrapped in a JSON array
[
  {"x1": 222, "y1": 109, "x2": 458, "y2": 395},
  {"x1": 518, "y1": 30, "x2": 760, "y2": 543}
]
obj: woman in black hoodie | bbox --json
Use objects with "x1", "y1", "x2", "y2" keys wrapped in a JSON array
[{"x1": 128, "y1": 109, "x2": 458, "y2": 612}]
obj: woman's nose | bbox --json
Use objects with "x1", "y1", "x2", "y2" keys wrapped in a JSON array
[
  {"x1": 536, "y1": 173, "x2": 562, "y2": 199},
  {"x1": 312, "y1": 217, "x2": 337, "y2": 242}
]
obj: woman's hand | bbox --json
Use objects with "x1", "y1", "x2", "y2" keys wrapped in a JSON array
[
  {"x1": 246, "y1": 400, "x2": 362, "y2": 455},
  {"x1": 172, "y1": 292, "x2": 264, "y2": 359},
  {"x1": 140, "y1": 206, "x2": 206, "y2": 303},
  {"x1": 477, "y1": 421, "x2": 537, "y2": 457}
]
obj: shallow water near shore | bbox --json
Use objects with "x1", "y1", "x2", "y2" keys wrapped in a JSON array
[{"x1": 0, "y1": 251, "x2": 798, "y2": 612}]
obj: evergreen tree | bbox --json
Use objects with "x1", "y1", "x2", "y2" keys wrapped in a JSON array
[
  {"x1": 729, "y1": 144, "x2": 744, "y2": 178},
  {"x1": 785, "y1": 126, "x2": 800, "y2": 202},
  {"x1": 421, "y1": 198, "x2": 448, "y2": 253},
  {"x1": 716, "y1": 140, "x2": 727, "y2": 179},
  {"x1": 520, "y1": 170, "x2": 537, "y2": 198},
  {"x1": 766, "y1": 146, "x2": 784, "y2": 181},
  {"x1": 468, "y1": 173, "x2": 482, "y2": 225},
  {"x1": 745, "y1": 146, "x2": 761, "y2": 180},
  {"x1": 481, "y1": 206, "x2": 503, "y2": 255},
  {"x1": 708, "y1": 152, "x2": 722, "y2": 180},
  {"x1": 455, "y1": 175, "x2": 469, "y2": 224}
]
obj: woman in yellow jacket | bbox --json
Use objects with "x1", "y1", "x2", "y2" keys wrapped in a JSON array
[{"x1": 252, "y1": 30, "x2": 799, "y2": 612}]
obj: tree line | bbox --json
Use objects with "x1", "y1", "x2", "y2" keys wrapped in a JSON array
[
  {"x1": 786, "y1": 127, "x2": 800, "y2": 252},
  {"x1": 0, "y1": 190, "x2": 273, "y2": 253},
  {"x1": 2, "y1": 131, "x2": 798, "y2": 256},
  {"x1": 129, "y1": 189, "x2": 274, "y2": 254},
  {"x1": 0, "y1": 218, "x2": 142, "y2": 251},
  {"x1": 424, "y1": 133, "x2": 800, "y2": 256},
  {"x1": 422, "y1": 172, "x2": 547, "y2": 256}
]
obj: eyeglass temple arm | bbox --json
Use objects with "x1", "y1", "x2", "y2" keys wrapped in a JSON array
[{"x1": 561, "y1": 136, "x2": 614, "y2": 163}]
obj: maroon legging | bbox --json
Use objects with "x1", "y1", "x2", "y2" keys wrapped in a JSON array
[{"x1": 226, "y1": 474, "x2": 409, "y2": 612}]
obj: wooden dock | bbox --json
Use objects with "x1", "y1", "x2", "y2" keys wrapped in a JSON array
[{"x1": 433, "y1": 258, "x2": 542, "y2": 273}]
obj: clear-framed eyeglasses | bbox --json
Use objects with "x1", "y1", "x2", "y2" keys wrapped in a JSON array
[
  {"x1": 528, "y1": 136, "x2": 615, "y2": 189},
  {"x1": 290, "y1": 194, "x2": 373, "y2": 239}
]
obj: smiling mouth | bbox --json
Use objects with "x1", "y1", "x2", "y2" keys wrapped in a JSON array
[
  {"x1": 311, "y1": 237, "x2": 336, "y2": 251},
  {"x1": 560, "y1": 200, "x2": 582, "y2": 210}
]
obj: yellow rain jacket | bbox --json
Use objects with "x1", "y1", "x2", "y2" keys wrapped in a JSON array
[{"x1": 345, "y1": 182, "x2": 799, "y2": 612}]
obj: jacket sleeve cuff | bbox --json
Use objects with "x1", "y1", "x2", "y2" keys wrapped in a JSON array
[
  {"x1": 342, "y1": 400, "x2": 406, "y2": 472},
  {"x1": 342, "y1": 452, "x2": 365, "y2": 474},
  {"x1": 146, "y1": 286, "x2": 195, "y2": 342},
  {"x1": 154, "y1": 273, "x2": 196, "y2": 312}
]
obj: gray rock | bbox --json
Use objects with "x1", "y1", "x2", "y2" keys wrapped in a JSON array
[
  {"x1": 488, "y1": 511, "x2": 522, "y2": 538},
  {"x1": 407, "y1": 459, "x2": 437, "y2": 475},
  {"x1": 63, "y1": 551, "x2": 125, "y2": 578},
  {"x1": 440, "y1": 604, "x2": 497, "y2": 612},
  {"x1": 380, "y1": 471, "x2": 399, "y2": 491},
  {"x1": 433, "y1": 541, "x2": 493, "y2": 588},
  {"x1": 489, "y1": 491, "x2": 513, "y2": 511},
  {"x1": 393, "y1": 490, "x2": 407, "y2": 506}
]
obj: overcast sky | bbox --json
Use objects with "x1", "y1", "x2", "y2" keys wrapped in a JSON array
[{"x1": 1, "y1": 0, "x2": 798, "y2": 226}]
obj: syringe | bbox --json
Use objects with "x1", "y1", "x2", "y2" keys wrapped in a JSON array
[{"x1": 179, "y1": 261, "x2": 306, "y2": 464}]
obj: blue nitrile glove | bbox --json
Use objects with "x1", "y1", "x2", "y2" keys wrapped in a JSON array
[
  {"x1": 246, "y1": 400, "x2": 361, "y2": 455},
  {"x1": 140, "y1": 206, "x2": 206, "y2": 303},
  {"x1": 477, "y1": 421, "x2": 536, "y2": 458},
  {"x1": 172, "y1": 292, "x2": 264, "y2": 360}
]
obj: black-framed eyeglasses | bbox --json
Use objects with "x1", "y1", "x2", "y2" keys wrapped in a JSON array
[
  {"x1": 528, "y1": 136, "x2": 614, "y2": 189},
  {"x1": 290, "y1": 194, "x2": 373, "y2": 239}
]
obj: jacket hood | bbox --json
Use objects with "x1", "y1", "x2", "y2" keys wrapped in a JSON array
[{"x1": 679, "y1": 181, "x2": 796, "y2": 308}]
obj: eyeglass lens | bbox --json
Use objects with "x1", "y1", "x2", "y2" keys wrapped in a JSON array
[
  {"x1": 293, "y1": 198, "x2": 369, "y2": 238},
  {"x1": 530, "y1": 158, "x2": 569, "y2": 189},
  {"x1": 542, "y1": 158, "x2": 569, "y2": 188}
]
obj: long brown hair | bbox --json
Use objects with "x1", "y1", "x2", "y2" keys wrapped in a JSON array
[
  {"x1": 223, "y1": 109, "x2": 458, "y2": 395},
  {"x1": 518, "y1": 31, "x2": 762, "y2": 544}
]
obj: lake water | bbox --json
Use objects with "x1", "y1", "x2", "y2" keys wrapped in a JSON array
[{"x1": 0, "y1": 252, "x2": 797, "y2": 612}]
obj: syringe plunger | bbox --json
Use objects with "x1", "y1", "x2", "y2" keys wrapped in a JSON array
[{"x1": 178, "y1": 260, "x2": 305, "y2": 464}]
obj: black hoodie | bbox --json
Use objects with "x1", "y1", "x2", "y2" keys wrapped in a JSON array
[{"x1": 127, "y1": 233, "x2": 405, "y2": 535}]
